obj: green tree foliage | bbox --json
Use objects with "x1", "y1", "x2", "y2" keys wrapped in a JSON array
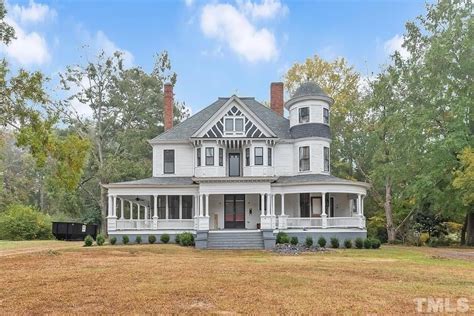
[
  {"x1": 59, "y1": 50, "x2": 188, "y2": 231},
  {"x1": 0, "y1": 204, "x2": 52, "y2": 240}
]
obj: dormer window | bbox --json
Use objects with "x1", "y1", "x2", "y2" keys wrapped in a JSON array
[
  {"x1": 323, "y1": 108, "x2": 329, "y2": 124},
  {"x1": 299, "y1": 107, "x2": 310, "y2": 123},
  {"x1": 224, "y1": 116, "x2": 245, "y2": 136}
]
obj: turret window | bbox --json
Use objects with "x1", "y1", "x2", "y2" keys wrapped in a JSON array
[
  {"x1": 323, "y1": 108, "x2": 329, "y2": 124},
  {"x1": 299, "y1": 146, "x2": 310, "y2": 171},
  {"x1": 324, "y1": 147, "x2": 330, "y2": 172},
  {"x1": 299, "y1": 107, "x2": 310, "y2": 123}
]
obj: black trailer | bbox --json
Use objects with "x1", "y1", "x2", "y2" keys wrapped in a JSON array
[{"x1": 52, "y1": 222, "x2": 98, "y2": 241}]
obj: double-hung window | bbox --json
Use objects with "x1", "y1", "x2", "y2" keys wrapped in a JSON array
[
  {"x1": 299, "y1": 146, "x2": 310, "y2": 171},
  {"x1": 268, "y1": 148, "x2": 272, "y2": 166},
  {"x1": 197, "y1": 148, "x2": 201, "y2": 166},
  {"x1": 245, "y1": 148, "x2": 250, "y2": 166},
  {"x1": 254, "y1": 147, "x2": 263, "y2": 165},
  {"x1": 205, "y1": 147, "x2": 214, "y2": 166},
  {"x1": 324, "y1": 147, "x2": 330, "y2": 172},
  {"x1": 163, "y1": 150, "x2": 175, "y2": 174},
  {"x1": 299, "y1": 107, "x2": 310, "y2": 123},
  {"x1": 323, "y1": 108, "x2": 329, "y2": 124},
  {"x1": 219, "y1": 148, "x2": 224, "y2": 166}
]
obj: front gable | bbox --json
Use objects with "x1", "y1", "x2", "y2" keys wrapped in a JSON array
[{"x1": 192, "y1": 96, "x2": 276, "y2": 139}]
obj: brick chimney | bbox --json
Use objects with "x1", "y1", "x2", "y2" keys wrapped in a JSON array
[
  {"x1": 164, "y1": 83, "x2": 174, "y2": 131},
  {"x1": 270, "y1": 82, "x2": 284, "y2": 116}
]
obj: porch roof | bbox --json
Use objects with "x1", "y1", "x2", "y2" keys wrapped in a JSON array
[
  {"x1": 104, "y1": 177, "x2": 196, "y2": 188},
  {"x1": 274, "y1": 174, "x2": 370, "y2": 188}
]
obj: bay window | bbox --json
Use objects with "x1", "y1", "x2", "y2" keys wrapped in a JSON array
[
  {"x1": 254, "y1": 147, "x2": 263, "y2": 165},
  {"x1": 205, "y1": 147, "x2": 214, "y2": 166}
]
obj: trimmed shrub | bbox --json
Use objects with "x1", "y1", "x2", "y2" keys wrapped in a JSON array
[
  {"x1": 371, "y1": 238, "x2": 381, "y2": 249},
  {"x1": 148, "y1": 235, "x2": 156, "y2": 244},
  {"x1": 179, "y1": 232, "x2": 194, "y2": 246},
  {"x1": 276, "y1": 232, "x2": 290, "y2": 244},
  {"x1": 122, "y1": 235, "x2": 129, "y2": 245},
  {"x1": 160, "y1": 234, "x2": 170, "y2": 244},
  {"x1": 96, "y1": 234, "x2": 105, "y2": 246},
  {"x1": 355, "y1": 237, "x2": 364, "y2": 249},
  {"x1": 135, "y1": 236, "x2": 142, "y2": 244},
  {"x1": 305, "y1": 236, "x2": 313, "y2": 247},
  {"x1": 363, "y1": 238, "x2": 372, "y2": 249},
  {"x1": 110, "y1": 236, "x2": 117, "y2": 245},
  {"x1": 0, "y1": 204, "x2": 52, "y2": 240},
  {"x1": 290, "y1": 236, "x2": 299, "y2": 245},
  {"x1": 317, "y1": 237, "x2": 327, "y2": 248},
  {"x1": 175, "y1": 234, "x2": 181, "y2": 244},
  {"x1": 330, "y1": 237, "x2": 339, "y2": 248},
  {"x1": 344, "y1": 239, "x2": 352, "y2": 249},
  {"x1": 84, "y1": 235, "x2": 93, "y2": 247}
]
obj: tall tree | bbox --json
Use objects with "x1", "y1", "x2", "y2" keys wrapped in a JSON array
[{"x1": 59, "y1": 50, "x2": 187, "y2": 232}]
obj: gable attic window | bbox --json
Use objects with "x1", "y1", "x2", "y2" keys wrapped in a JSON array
[
  {"x1": 299, "y1": 107, "x2": 310, "y2": 123},
  {"x1": 163, "y1": 150, "x2": 175, "y2": 174},
  {"x1": 224, "y1": 116, "x2": 245, "y2": 135}
]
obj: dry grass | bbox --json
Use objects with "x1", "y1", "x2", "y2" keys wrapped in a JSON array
[{"x1": 0, "y1": 244, "x2": 473, "y2": 314}]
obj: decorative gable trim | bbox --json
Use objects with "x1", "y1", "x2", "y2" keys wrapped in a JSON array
[{"x1": 192, "y1": 96, "x2": 276, "y2": 139}]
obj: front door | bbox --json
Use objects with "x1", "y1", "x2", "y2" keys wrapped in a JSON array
[
  {"x1": 224, "y1": 195, "x2": 245, "y2": 229},
  {"x1": 228, "y1": 153, "x2": 240, "y2": 177}
]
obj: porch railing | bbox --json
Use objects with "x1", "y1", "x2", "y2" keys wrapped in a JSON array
[
  {"x1": 115, "y1": 219, "x2": 194, "y2": 230},
  {"x1": 287, "y1": 217, "x2": 323, "y2": 228},
  {"x1": 326, "y1": 217, "x2": 361, "y2": 228},
  {"x1": 286, "y1": 217, "x2": 361, "y2": 229}
]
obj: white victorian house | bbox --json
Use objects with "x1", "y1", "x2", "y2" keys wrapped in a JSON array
[{"x1": 104, "y1": 82, "x2": 369, "y2": 249}]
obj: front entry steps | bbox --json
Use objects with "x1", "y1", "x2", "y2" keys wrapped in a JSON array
[{"x1": 207, "y1": 230, "x2": 264, "y2": 249}]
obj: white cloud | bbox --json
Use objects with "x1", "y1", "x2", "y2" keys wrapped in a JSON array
[
  {"x1": 10, "y1": 0, "x2": 56, "y2": 24},
  {"x1": 383, "y1": 34, "x2": 409, "y2": 59},
  {"x1": 200, "y1": 3, "x2": 278, "y2": 63},
  {"x1": 93, "y1": 31, "x2": 134, "y2": 67},
  {"x1": 0, "y1": 18, "x2": 50, "y2": 66},
  {"x1": 237, "y1": 0, "x2": 288, "y2": 20},
  {"x1": 184, "y1": 0, "x2": 194, "y2": 7}
]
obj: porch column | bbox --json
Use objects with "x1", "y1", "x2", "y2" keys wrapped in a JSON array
[
  {"x1": 120, "y1": 199, "x2": 124, "y2": 219},
  {"x1": 199, "y1": 194, "x2": 204, "y2": 217},
  {"x1": 153, "y1": 195, "x2": 158, "y2": 229},
  {"x1": 165, "y1": 195, "x2": 169, "y2": 220},
  {"x1": 137, "y1": 204, "x2": 140, "y2": 220},
  {"x1": 271, "y1": 194, "x2": 275, "y2": 216},
  {"x1": 260, "y1": 194, "x2": 265, "y2": 216},
  {"x1": 113, "y1": 195, "x2": 117, "y2": 217},
  {"x1": 281, "y1": 194, "x2": 285, "y2": 215},
  {"x1": 266, "y1": 194, "x2": 271, "y2": 216},
  {"x1": 357, "y1": 194, "x2": 362, "y2": 216},
  {"x1": 129, "y1": 201, "x2": 133, "y2": 220},
  {"x1": 107, "y1": 195, "x2": 113, "y2": 217},
  {"x1": 321, "y1": 192, "x2": 327, "y2": 228},
  {"x1": 278, "y1": 194, "x2": 288, "y2": 229},
  {"x1": 205, "y1": 194, "x2": 209, "y2": 217},
  {"x1": 179, "y1": 195, "x2": 183, "y2": 219}
]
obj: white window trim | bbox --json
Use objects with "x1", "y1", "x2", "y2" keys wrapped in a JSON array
[
  {"x1": 323, "y1": 107, "x2": 330, "y2": 125},
  {"x1": 298, "y1": 107, "x2": 310, "y2": 124},
  {"x1": 299, "y1": 146, "x2": 311, "y2": 172},
  {"x1": 224, "y1": 115, "x2": 246, "y2": 136}
]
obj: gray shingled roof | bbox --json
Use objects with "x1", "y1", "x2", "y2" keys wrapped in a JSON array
[
  {"x1": 276, "y1": 174, "x2": 360, "y2": 184},
  {"x1": 109, "y1": 177, "x2": 195, "y2": 186},
  {"x1": 292, "y1": 82, "x2": 329, "y2": 98},
  {"x1": 290, "y1": 123, "x2": 331, "y2": 139},
  {"x1": 151, "y1": 96, "x2": 292, "y2": 142}
]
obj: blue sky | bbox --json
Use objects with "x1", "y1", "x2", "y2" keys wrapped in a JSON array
[{"x1": 2, "y1": 0, "x2": 428, "y2": 115}]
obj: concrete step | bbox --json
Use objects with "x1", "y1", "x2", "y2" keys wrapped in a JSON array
[{"x1": 207, "y1": 231, "x2": 264, "y2": 249}]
